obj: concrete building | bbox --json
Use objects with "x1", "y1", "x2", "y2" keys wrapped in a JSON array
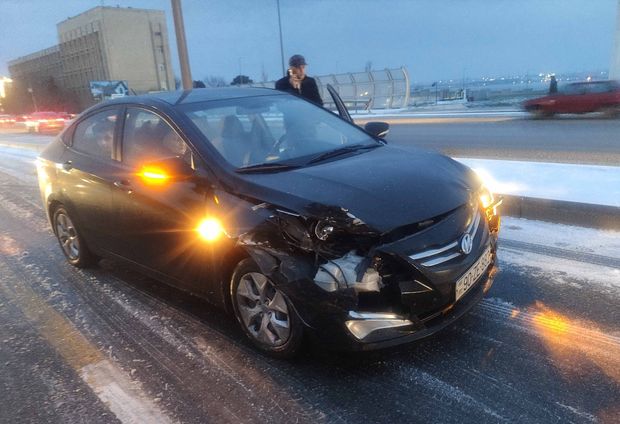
[
  {"x1": 8, "y1": 46, "x2": 64, "y2": 111},
  {"x1": 611, "y1": 0, "x2": 620, "y2": 79},
  {"x1": 8, "y1": 6, "x2": 175, "y2": 110}
]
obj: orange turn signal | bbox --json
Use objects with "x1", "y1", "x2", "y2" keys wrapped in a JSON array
[
  {"x1": 197, "y1": 218, "x2": 224, "y2": 242},
  {"x1": 138, "y1": 166, "x2": 169, "y2": 184}
]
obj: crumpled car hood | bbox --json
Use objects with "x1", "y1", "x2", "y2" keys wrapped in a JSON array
[{"x1": 233, "y1": 145, "x2": 479, "y2": 233}]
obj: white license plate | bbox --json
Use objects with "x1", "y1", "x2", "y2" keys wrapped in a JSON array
[{"x1": 455, "y1": 246, "x2": 492, "y2": 301}]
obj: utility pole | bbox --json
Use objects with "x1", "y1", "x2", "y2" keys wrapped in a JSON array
[
  {"x1": 276, "y1": 0, "x2": 285, "y2": 76},
  {"x1": 171, "y1": 0, "x2": 192, "y2": 89}
]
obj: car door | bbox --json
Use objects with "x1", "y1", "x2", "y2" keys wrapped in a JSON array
[
  {"x1": 326, "y1": 83, "x2": 354, "y2": 123},
  {"x1": 112, "y1": 106, "x2": 217, "y2": 295},
  {"x1": 59, "y1": 107, "x2": 123, "y2": 253}
]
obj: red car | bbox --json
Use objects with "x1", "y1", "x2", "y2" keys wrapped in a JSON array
[
  {"x1": 25, "y1": 111, "x2": 69, "y2": 133},
  {"x1": 523, "y1": 80, "x2": 620, "y2": 117}
]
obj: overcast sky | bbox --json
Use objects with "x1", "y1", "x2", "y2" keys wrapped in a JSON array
[{"x1": 0, "y1": 0, "x2": 618, "y2": 84}]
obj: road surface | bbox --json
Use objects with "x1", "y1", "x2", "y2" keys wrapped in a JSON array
[
  {"x1": 0, "y1": 134, "x2": 619, "y2": 423},
  {"x1": 361, "y1": 114, "x2": 620, "y2": 165}
]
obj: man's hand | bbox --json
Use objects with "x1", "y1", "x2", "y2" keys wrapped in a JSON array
[{"x1": 289, "y1": 75, "x2": 301, "y2": 90}]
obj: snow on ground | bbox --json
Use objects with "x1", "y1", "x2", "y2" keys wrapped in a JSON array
[
  {"x1": 500, "y1": 217, "x2": 620, "y2": 259},
  {"x1": 0, "y1": 146, "x2": 39, "y2": 184},
  {"x1": 456, "y1": 157, "x2": 620, "y2": 207},
  {"x1": 499, "y1": 217, "x2": 620, "y2": 292}
]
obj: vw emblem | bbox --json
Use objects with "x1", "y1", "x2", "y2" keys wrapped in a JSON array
[{"x1": 460, "y1": 233, "x2": 473, "y2": 255}]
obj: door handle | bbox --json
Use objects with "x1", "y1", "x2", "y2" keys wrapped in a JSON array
[{"x1": 61, "y1": 161, "x2": 73, "y2": 171}]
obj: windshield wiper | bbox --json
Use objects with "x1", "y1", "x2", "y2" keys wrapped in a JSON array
[
  {"x1": 307, "y1": 144, "x2": 380, "y2": 165},
  {"x1": 236, "y1": 162, "x2": 301, "y2": 173}
]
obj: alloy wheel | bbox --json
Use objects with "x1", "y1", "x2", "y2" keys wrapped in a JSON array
[
  {"x1": 55, "y1": 212, "x2": 80, "y2": 260},
  {"x1": 235, "y1": 272, "x2": 291, "y2": 347}
]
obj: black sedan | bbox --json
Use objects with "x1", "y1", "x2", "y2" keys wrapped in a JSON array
[{"x1": 36, "y1": 86, "x2": 501, "y2": 357}]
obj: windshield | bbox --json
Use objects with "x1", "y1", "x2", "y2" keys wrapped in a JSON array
[{"x1": 179, "y1": 94, "x2": 379, "y2": 169}]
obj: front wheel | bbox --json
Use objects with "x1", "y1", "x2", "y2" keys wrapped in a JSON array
[
  {"x1": 600, "y1": 104, "x2": 620, "y2": 118},
  {"x1": 230, "y1": 258, "x2": 304, "y2": 358},
  {"x1": 52, "y1": 206, "x2": 97, "y2": 268}
]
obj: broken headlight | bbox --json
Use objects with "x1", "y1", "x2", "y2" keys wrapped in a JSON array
[
  {"x1": 476, "y1": 185, "x2": 501, "y2": 232},
  {"x1": 313, "y1": 220, "x2": 335, "y2": 240}
]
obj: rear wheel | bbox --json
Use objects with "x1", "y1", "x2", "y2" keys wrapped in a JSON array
[
  {"x1": 230, "y1": 258, "x2": 303, "y2": 358},
  {"x1": 52, "y1": 206, "x2": 97, "y2": 268}
]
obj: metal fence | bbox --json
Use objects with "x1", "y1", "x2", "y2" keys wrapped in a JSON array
[{"x1": 254, "y1": 67, "x2": 410, "y2": 111}]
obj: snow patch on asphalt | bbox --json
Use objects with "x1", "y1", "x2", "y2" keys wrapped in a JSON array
[
  {"x1": 498, "y1": 249, "x2": 620, "y2": 292},
  {"x1": 500, "y1": 217, "x2": 620, "y2": 259},
  {"x1": 555, "y1": 402, "x2": 597, "y2": 423},
  {"x1": 0, "y1": 146, "x2": 39, "y2": 184},
  {"x1": 81, "y1": 360, "x2": 174, "y2": 424},
  {"x1": 498, "y1": 217, "x2": 620, "y2": 292},
  {"x1": 410, "y1": 371, "x2": 508, "y2": 422}
]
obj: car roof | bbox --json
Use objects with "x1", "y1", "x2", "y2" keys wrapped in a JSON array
[
  {"x1": 102, "y1": 87, "x2": 285, "y2": 108},
  {"x1": 567, "y1": 80, "x2": 618, "y2": 86}
]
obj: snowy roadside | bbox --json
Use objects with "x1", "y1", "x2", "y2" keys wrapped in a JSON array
[{"x1": 456, "y1": 157, "x2": 620, "y2": 208}]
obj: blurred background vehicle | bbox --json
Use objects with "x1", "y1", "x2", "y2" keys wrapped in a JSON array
[
  {"x1": 0, "y1": 113, "x2": 16, "y2": 127},
  {"x1": 523, "y1": 80, "x2": 620, "y2": 118},
  {"x1": 24, "y1": 111, "x2": 69, "y2": 133}
]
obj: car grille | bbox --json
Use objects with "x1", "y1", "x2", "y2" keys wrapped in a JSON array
[{"x1": 408, "y1": 208, "x2": 481, "y2": 267}]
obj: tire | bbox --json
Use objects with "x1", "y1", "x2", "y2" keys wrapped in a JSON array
[
  {"x1": 52, "y1": 206, "x2": 97, "y2": 268},
  {"x1": 230, "y1": 258, "x2": 304, "y2": 358},
  {"x1": 601, "y1": 105, "x2": 620, "y2": 118}
]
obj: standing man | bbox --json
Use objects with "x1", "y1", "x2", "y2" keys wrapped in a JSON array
[
  {"x1": 549, "y1": 75, "x2": 558, "y2": 94},
  {"x1": 276, "y1": 54, "x2": 323, "y2": 106}
]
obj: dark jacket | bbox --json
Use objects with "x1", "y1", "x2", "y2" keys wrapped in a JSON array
[{"x1": 275, "y1": 75, "x2": 323, "y2": 106}]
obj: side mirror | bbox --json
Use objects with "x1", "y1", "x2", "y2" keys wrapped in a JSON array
[
  {"x1": 137, "y1": 156, "x2": 194, "y2": 185},
  {"x1": 364, "y1": 121, "x2": 390, "y2": 138}
]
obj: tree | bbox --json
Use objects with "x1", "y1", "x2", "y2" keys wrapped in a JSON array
[
  {"x1": 203, "y1": 76, "x2": 227, "y2": 88},
  {"x1": 230, "y1": 75, "x2": 253, "y2": 86}
]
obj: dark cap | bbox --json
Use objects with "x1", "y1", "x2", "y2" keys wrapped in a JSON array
[{"x1": 289, "y1": 54, "x2": 307, "y2": 67}]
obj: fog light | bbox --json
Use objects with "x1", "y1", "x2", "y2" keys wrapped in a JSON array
[{"x1": 197, "y1": 218, "x2": 224, "y2": 241}]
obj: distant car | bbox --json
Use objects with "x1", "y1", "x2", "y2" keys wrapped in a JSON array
[
  {"x1": 523, "y1": 80, "x2": 620, "y2": 117},
  {"x1": 0, "y1": 114, "x2": 16, "y2": 127},
  {"x1": 36, "y1": 86, "x2": 501, "y2": 357},
  {"x1": 26, "y1": 111, "x2": 69, "y2": 133}
]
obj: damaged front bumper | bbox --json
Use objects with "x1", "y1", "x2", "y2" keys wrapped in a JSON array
[
  {"x1": 243, "y1": 204, "x2": 499, "y2": 351},
  {"x1": 342, "y1": 265, "x2": 498, "y2": 349}
]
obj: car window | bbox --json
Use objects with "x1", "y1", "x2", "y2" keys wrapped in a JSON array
[
  {"x1": 122, "y1": 108, "x2": 194, "y2": 168},
  {"x1": 563, "y1": 84, "x2": 586, "y2": 95},
  {"x1": 181, "y1": 95, "x2": 377, "y2": 168},
  {"x1": 72, "y1": 109, "x2": 118, "y2": 160},
  {"x1": 588, "y1": 83, "x2": 611, "y2": 94}
]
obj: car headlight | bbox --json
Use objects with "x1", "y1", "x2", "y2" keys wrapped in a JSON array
[
  {"x1": 314, "y1": 220, "x2": 335, "y2": 240},
  {"x1": 478, "y1": 185, "x2": 494, "y2": 210}
]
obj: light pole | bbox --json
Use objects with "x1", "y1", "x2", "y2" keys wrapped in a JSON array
[
  {"x1": 28, "y1": 87, "x2": 38, "y2": 112},
  {"x1": 171, "y1": 0, "x2": 192, "y2": 90},
  {"x1": 276, "y1": 0, "x2": 285, "y2": 77}
]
